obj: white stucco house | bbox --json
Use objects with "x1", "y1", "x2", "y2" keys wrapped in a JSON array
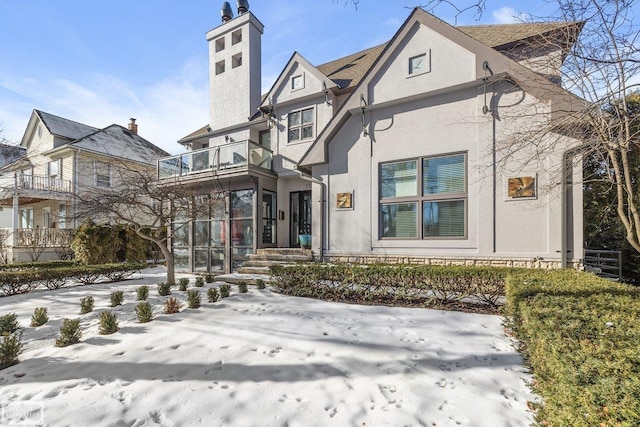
[
  {"x1": 159, "y1": 3, "x2": 585, "y2": 274},
  {"x1": 0, "y1": 110, "x2": 169, "y2": 262}
]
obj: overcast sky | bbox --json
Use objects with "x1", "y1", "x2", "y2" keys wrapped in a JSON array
[{"x1": 0, "y1": 0, "x2": 563, "y2": 154}]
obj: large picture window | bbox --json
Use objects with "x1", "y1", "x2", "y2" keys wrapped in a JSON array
[
  {"x1": 288, "y1": 108, "x2": 314, "y2": 142},
  {"x1": 380, "y1": 153, "x2": 466, "y2": 239}
]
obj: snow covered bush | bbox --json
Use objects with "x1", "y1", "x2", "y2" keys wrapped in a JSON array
[
  {"x1": 0, "y1": 330, "x2": 23, "y2": 370},
  {"x1": 110, "y1": 291, "x2": 124, "y2": 307},
  {"x1": 164, "y1": 297, "x2": 182, "y2": 314},
  {"x1": 219, "y1": 284, "x2": 231, "y2": 298},
  {"x1": 238, "y1": 282, "x2": 248, "y2": 293},
  {"x1": 256, "y1": 279, "x2": 266, "y2": 289},
  {"x1": 207, "y1": 288, "x2": 219, "y2": 303},
  {"x1": 157, "y1": 283, "x2": 171, "y2": 297},
  {"x1": 0, "y1": 313, "x2": 19, "y2": 335},
  {"x1": 55, "y1": 318, "x2": 81, "y2": 347},
  {"x1": 187, "y1": 290, "x2": 201, "y2": 309},
  {"x1": 178, "y1": 278, "x2": 189, "y2": 291},
  {"x1": 136, "y1": 285, "x2": 149, "y2": 301},
  {"x1": 135, "y1": 302, "x2": 154, "y2": 323},
  {"x1": 30, "y1": 307, "x2": 49, "y2": 327},
  {"x1": 80, "y1": 296, "x2": 94, "y2": 314},
  {"x1": 98, "y1": 311, "x2": 119, "y2": 335},
  {"x1": 195, "y1": 277, "x2": 205, "y2": 287},
  {"x1": 205, "y1": 274, "x2": 215, "y2": 283}
]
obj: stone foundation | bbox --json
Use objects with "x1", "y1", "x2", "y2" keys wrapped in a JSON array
[{"x1": 320, "y1": 253, "x2": 583, "y2": 270}]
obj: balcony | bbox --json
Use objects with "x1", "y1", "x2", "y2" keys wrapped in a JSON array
[
  {"x1": 0, "y1": 174, "x2": 74, "y2": 196},
  {"x1": 158, "y1": 140, "x2": 273, "y2": 180}
]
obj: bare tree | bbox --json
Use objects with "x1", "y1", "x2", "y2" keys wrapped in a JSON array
[
  {"x1": 493, "y1": 0, "x2": 640, "y2": 253},
  {"x1": 0, "y1": 228, "x2": 11, "y2": 264},
  {"x1": 74, "y1": 161, "x2": 212, "y2": 285},
  {"x1": 20, "y1": 228, "x2": 46, "y2": 262}
]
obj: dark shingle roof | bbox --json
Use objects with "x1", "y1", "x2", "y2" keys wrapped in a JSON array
[
  {"x1": 36, "y1": 110, "x2": 99, "y2": 141},
  {"x1": 71, "y1": 125, "x2": 170, "y2": 165},
  {"x1": 316, "y1": 21, "x2": 578, "y2": 91}
]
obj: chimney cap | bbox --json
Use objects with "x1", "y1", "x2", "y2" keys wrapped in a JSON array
[
  {"x1": 237, "y1": 0, "x2": 249, "y2": 14},
  {"x1": 221, "y1": 2, "x2": 233, "y2": 22}
]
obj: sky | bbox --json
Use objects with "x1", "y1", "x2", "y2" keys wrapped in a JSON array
[{"x1": 0, "y1": 0, "x2": 561, "y2": 154}]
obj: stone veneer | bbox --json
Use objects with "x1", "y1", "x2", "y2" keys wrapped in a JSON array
[{"x1": 320, "y1": 254, "x2": 583, "y2": 270}]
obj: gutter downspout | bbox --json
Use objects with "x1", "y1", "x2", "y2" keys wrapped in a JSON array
[{"x1": 297, "y1": 170, "x2": 326, "y2": 260}]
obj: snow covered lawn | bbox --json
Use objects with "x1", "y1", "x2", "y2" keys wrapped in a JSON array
[{"x1": 0, "y1": 267, "x2": 536, "y2": 426}]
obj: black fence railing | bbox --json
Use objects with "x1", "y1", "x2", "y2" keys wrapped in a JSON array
[{"x1": 584, "y1": 249, "x2": 622, "y2": 281}]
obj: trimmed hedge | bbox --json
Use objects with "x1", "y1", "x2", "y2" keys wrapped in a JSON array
[
  {"x1": 269, "y1": 263, "x2": 508, "y2": 309},
  {"x1": 0, "y1": 262, "x2": 145, "y2": 297},
  {"x1": 504, "y1": 270, "x2": 640, "y2": 426}
]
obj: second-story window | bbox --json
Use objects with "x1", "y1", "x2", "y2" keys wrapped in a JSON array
[
  {"x1": 288, "y1": 107, "x2": 314, "y2": 142},
  {"x1": 94, "y1": 161, "x2": 111, "y2": 188},
  {"x1": 48, "y1": 159, "x2": 61, "y2": 180}
]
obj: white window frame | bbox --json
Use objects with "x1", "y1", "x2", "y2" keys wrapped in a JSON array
[
  {"x1": 48, "y1": 159, "x2": 61, "y2": 180},
  {"x1": 379, "y1": 152, "x2": 467, "y2": 240},
  {"x1": 287, "y1": 107, "x2": 314, "y2": 143},
  {"x1": 94, "y1": 160, "x2": 111, "y2": 188}
]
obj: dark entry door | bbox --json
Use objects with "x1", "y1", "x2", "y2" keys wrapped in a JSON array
[{"x1": 290, "y1": 191, "x2": 312, "y2": 247}]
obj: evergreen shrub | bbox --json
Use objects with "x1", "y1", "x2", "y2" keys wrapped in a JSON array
[
  {"x1": 0, "y1": 331, "x2": 23, "y2": 370},
  {"x1": 80, "y1": 296, "x2": 94, "y2": 314},
  {"x1": 0, "y1": 313, "x2": 19, "y2": 336},
  {"x1": 110, "y1": 291, "x2": 124, "y2": 307},
  {"x1": 135, "y1": 302, "x2": 154, "y2": 323},
  {"x1": 136, "y1": 285, "x2": 149, "y2": 301},
  {"x1": 238, "y1": 281, "x2": 248, "y2": 293},
  {"x1": 30, "y1": 307, "x2": 49, "y2": 327},
  {"x1": 207, "y1": 288, "x2": 219, "y2": 303},
  {"x1": 219, "y1": 284, "x2": 231, "y2": 298},
  {"x1": 98, "y1": 311, "x2": 119, "y2": 335},
  {"x1": 187, "y1": 290, "x2": 201, "y2": 309},
  {"x1": 55, "y1": 318, "x2": 81, "y2": 347},
  {"x1": 164, "y1": 297, "x2": 181, "y2": 314},
  {"x1": 157, "y1": 283, "x2": 171, "y2": 296}
]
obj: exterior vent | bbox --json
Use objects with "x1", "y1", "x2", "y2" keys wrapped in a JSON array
[
  {"x1": 221, "y1": 2, "x2": 233, "y2": 22},
  {"x1": 237, "y1": 0, "x2": 249, "y2": 14}
]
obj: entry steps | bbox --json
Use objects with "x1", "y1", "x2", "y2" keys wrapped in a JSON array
[{"x1": 237, "y1": 248, "x2": 313, "y2": 274}]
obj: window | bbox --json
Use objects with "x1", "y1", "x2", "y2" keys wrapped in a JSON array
[
  {"x1": 19, "y1": 208, "x2": 33, "y2": 229},
  {"x1": 232, "y1": 29, "x2": 242, "y2": 45},
  {"x1": 215, "y1": 60, "x2": 225, "y2": 75},
  {"x1": 94, "y1": 161, "x2": 111, "y2": 188},
  {"x1": 48, "y1": 159, "x2": 61, "y2": 180},
  {"x1": 215, "y1": 37, "x2": 225, "y2": 52},
  {"x1": 380, "y1": 153, "x2": 466, "y2": 239},
  {"x1": 262, "y1": 191, "x2": 277, "y2": 244},
  {"x1": 291, "y1": 74, "x2": 304, "y2": 90},
  {"x1": 43, "y1": 207, "x2": 52, "y2": 228},
  {"x1": 288, "y1": 108, "x2": 314, "y2": 142},
  {"x1": 259, "y1": 130, "x2": 271, "y2": 150},
  {"x1": 232, "y1": 53, "x2": 242, "y2": 68},
  {"x1": 58, "y1": 203, "x2": 66, "y2": 229}
]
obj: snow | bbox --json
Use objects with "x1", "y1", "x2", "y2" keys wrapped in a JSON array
[{"x1": 0, "y1": 267, "x2": 536, "y2": 426}]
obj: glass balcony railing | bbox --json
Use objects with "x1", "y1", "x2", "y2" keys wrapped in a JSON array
[{"x1": 158, "y1": 140, "x2": 273, "y2": 179}]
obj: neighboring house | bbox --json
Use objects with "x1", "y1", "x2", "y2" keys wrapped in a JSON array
[
  {"x1": 0, "y1": 110, "x2": 169, "y2": 262},
  {"x1": 159, "y1": 4, "x2": 585, "y2": 274}
]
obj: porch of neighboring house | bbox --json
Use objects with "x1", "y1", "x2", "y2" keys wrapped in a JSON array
[
  {"x1": 0, "y1": 172, "x2": 75, "y2": 263},
  {"x1": 158, "y1": 140, "x2": 314, "y2": 274}
]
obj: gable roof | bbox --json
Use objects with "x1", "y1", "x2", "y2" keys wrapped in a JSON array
[
  {"x1": 36, "y1": 110, "x2": 99, "y2": 141},
  {"x1": 60, "y1": 125, "x2": 170, "y2": 165},
  {"x1": 299, "y1": 8, "x2": 585, "y2": 167}
]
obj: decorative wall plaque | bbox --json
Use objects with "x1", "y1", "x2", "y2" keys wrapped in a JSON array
[
  {"x1": 336, "y1": 192, "x2": 353, "y2": 209},
  {"x1": 508, "y1": 176, "x2": 536, "y2": 198}
]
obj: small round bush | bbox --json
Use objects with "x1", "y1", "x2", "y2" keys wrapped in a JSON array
[
  {"x1": 110, "y1": 291, "x2": 124, "y2": 307},
  {"x1": 55, "y1": 318, "x2": 82, "y2": 347},
  {"x1": 80, "y1": 296, "x2": 95, "y2": 314},
  {"x1": 0, "y1": 313, "x2": 19, "y2": 336},
  {"x1": 187, "y1": 290, "x2": 201, "y2": 309},
  {"x1": 98, "y1": 311, "x2": 119, "y2": 335},
  {"x1": 219, "y1": 284, "x2": 231, "y2": 298},
  {"x1": 195, "y1": 277, "x2": 205, "y2": 287},
  {"x1": 205, "y1": 274, "x2": 215, "y2": 283},
  {"x1": 256, "y1": 279, "x2": 266, "y2": 289},
  {"x1": 136, "y1": 285, "x2": 149, "y2": 301},
  {"x1": 207, "y1": 288, "x2": 219, "y2": 303},
  {"x1": 178, "y1": 278, "x2": 189, "y2": 291},
  {"x1": 238, "y1": 281, "x2": 248, "y2": 293},
  {"x1": 0, "y1": 331, "x2": 23, "y2": 369},
  {"x1": 30, "y1": 308, "x2": 49, "y2": 327},
  {"x1": 157, "y1": 283, "x2": 171, "y2": 296},
  {"x1": 135, "y1": 302, "x2": 154, "y2": 323},
  {"x1": 164, "y1": 297, "x2": 182, "y2": 314}
]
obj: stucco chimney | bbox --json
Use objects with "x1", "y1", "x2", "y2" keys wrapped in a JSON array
[{"x1": 128, "y1": 118, "x2": 138, "y2": 135}]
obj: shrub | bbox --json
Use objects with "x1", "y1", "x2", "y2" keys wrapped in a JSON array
[
  {"x1": 110, "y1": 290, "x2": 124, "y2": 307},
  {"x1": 219, "y1": 284, "x2": 231, "y2": 298},
  {"x1": 195, "y1": 277, "x2": 205, "y2": 287},
  {"x1": 187, "y1": 290, "x2": 201, "y2": 309},
  {"x1": 55, "y1": 318, "x2": 81, "y2": 347},
  {"x1": 178, "y1": 277, "x2": 189, "y2": 291},
  {"x1": 136, "y1": 285, "x2": 149, "y2": 301},
  {"x1": 30, "y1": 307, "x2": 49, "y2": 327},
  {"x1": 256, "y1": 279, "x2": 266, "y2": 289},
  {"x1": 135, "y1": 302, "x2": 154, "y2": 323},
  {"x1": 80, "y1": 296, "x2": 94, "y2": 314},
  {"x1": 157, "y1": 283, "x2": 171, "y2": 296},
  {"x1": 0, "y1": 313, "x2": 19, "y2": 336},
  {"x1": 504, "y1": 270, "x2": 640, "y2": 426},
  {"x1": 207, "y1": 288, "x2": 219, "y2": 303},
  {"x1": 205, "y1": 274, "x2": 215, "y2": 283},
  {"x1": 98, "y1": 311, "x2": 119, "y2": 335},
  {"x1": 164, "y1": 297, "x2": 182, "y2": 314},
  {"x1": 238, "y1": 281, "x2": 248, "y2": 293},
  {"x1": 0, "y1": 331, "x2": 23, "y2": 370}
]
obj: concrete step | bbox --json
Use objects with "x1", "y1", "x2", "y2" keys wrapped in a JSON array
[
  {"x1": 246, "y1": 254, "x2": 312, "y2": 263},
  {"x1": 256, "y1": 248, "x2": 312, "y2": 256},
  {"x1": 243, "y1": 260, "x2": 291, "y2": 268},
  {"x1": 237, "y1": 266, "x2": 271, "y2": 274}
]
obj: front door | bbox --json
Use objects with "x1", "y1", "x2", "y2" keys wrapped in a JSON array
[{"x1": 290, "y1": 191, "x2": 311, "y2": 247}]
